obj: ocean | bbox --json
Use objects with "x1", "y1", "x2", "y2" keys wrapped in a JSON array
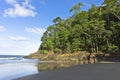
[{"x1": 0, "y1": 55, "x2": 39, "y2": 80}]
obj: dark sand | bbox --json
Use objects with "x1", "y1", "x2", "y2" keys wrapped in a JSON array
[{"x1": 15, "y1": 63, "x2": 120, "y2": 80}]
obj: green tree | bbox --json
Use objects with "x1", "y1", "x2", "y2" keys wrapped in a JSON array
[
  {"x1": 38, "y1": 0, "x2": 120, "y2": 56},
  {"x1": 69, "y1": 2, "x2": 83, "y2": 14}
]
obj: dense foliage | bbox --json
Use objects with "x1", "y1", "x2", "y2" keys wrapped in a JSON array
[{"x1": 39, "y1": 0, "x2": 120, "y2": 54}]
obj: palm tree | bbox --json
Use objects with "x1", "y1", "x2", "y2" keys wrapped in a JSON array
[{"x1": 69, "y1": 2, "x2": 83, "y2": 13}]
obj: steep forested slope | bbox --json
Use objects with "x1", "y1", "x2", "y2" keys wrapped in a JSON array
[{"x1": 38, "y1": 0, "x2": 120, "y2": 55}]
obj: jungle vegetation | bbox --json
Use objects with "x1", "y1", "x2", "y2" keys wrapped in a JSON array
[{"x1": 38, "y1": 0, "x2": 120, "y2": 55}]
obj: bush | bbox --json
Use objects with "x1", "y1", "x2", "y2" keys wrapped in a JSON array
[
  {"x1": 54, "y1": 48, "x2": 62, "y2": 54},
  {"x1": 40, "y1": 50, "x2": 49, "y2": 54},
  {"x1": 108, "y1": 45, "x2": 118, "y2": 53}
]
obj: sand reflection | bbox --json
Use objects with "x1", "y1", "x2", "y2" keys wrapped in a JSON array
[{"x1": 36, "y1": 60, "x2": 88, "y2": 72}]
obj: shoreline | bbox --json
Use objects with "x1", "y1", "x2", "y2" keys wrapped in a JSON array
[{"x1": 15, "y1": 62, "x2": 120, "y2": 80}]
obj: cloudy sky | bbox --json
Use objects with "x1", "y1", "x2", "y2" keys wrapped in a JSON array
[{"x1": 0, "y1": 0, "x2": 103, "y2": 55}]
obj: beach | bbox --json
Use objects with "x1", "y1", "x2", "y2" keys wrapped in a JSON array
[
  {"x1": 0, "y1": 55, "x2": 38, "y2": 80},
  {"x1": 15, "y1": 63, "x2": 120, "y2": 80},
  {"x1": 0, "y1": 63, "x2": 38, "y2": 80}
]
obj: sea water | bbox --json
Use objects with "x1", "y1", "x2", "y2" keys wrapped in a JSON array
[{"x1": 0, "y1": 55, "x2": 39, "y2": 80}]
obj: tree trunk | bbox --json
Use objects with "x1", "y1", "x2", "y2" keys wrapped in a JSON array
[
  {"x1": 84, "y1": 36, "x2": 87, "y2": 50},
  {"x1": 106, "y1": 39, "x2": 110, "y2": 51},
  {"x1": 107, "y1": 13, "x2": 110, "y2": 29},
  {"x1": 112, "y1": 12, "x2": 120, "y2": 21}
]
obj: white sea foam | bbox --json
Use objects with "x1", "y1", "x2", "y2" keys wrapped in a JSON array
[{"x1": 0, "y1": 57, "x2": 38, "y2": 64}]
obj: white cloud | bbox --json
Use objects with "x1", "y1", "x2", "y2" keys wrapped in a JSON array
[
  {"x1": 0, "y1": 40, "x2": 39, "y2": 55},
  {"x1": 6, "y1": 0, "x2": 17, "y2": 5},
  {"x1": 0, "y1": 26, "x2": 6, "y2": 32},
  {"x1": 4, "y1": 0, "x2": 37, "y2": 17},
  {"x1": 25, "y1": 27, "x2": 46, "y2": 35},
  {"x1": 0, "y1": 36, "x2": 40, "y2": 55},
  {"x1": 9, "y1": 36, "x2": 29, "y2": 41}
]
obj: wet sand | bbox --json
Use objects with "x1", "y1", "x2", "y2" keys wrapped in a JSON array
[{"x1": 15, "y1": 63, "x2": 120, "y2": 80}]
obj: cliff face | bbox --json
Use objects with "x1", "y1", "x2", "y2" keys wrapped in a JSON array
[{"x1": 28, "y1": 51, "x2": 99, "y2": 64}]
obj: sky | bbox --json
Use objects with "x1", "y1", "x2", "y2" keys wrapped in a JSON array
[{"x1": 0, "y1": 0, "x2": 104, "y2": 55}]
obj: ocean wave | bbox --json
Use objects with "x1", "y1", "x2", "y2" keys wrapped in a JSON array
[{"x1": 0, "y1": 56, "x2": 38, "y2": 64}]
